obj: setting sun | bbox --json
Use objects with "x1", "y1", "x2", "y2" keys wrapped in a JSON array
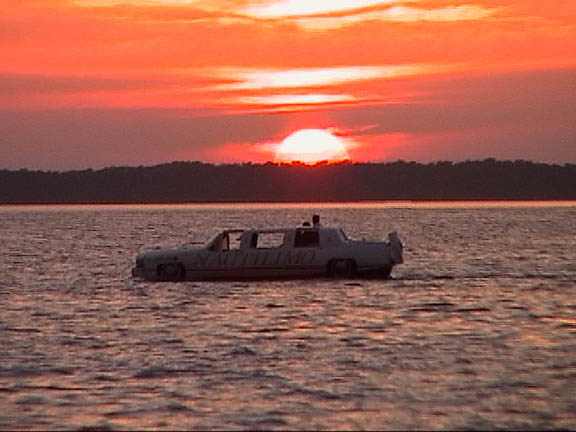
[{"x1": 275, "y1": 129, "x2": 350, "y2": 165}]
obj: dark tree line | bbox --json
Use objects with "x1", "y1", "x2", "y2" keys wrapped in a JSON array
[{"x1": 1, "y1": 159, "x2": 575, "y2": 203}]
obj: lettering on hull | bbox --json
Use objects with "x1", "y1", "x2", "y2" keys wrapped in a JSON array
[{"x1": 190, "y1": 250, "x2": 317, "y2": 269}]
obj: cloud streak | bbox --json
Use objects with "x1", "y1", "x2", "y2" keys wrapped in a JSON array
[{"x1": 240, "y1": 0, "x2": 408, "y2": 18}]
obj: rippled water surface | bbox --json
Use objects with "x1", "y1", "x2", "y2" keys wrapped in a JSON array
[{"x1": 1, "y1": 202, "x2": 575, "y2": 430}]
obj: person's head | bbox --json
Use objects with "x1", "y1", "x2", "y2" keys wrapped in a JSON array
[
  {"x1": 303, "y1": 221, "x2": 311, "y2": 226},
  {"x1": 312, "y1": 214, "x2": 320, "y2": 225}
]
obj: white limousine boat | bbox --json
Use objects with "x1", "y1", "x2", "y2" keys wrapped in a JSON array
[{"x1": 132, "y1": 218, "x2": 403, "y2": 281}]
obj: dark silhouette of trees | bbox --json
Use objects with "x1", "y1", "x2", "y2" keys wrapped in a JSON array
[{"x1": 0, "y1": 159, "x2": 575, "y2": 203}]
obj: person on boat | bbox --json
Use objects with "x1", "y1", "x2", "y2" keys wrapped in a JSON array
[{"x1": 312, "y1": 214, "x2": 321, "y2": 227}]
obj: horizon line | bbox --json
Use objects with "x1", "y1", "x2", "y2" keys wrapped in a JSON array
[{"x1": 3, "y1": 157, "x2": 575, "y2": 173}]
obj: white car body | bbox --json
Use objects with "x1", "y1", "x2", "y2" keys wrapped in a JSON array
[{"x1": 132, "y1": 226, "x2": 403, "y2": 281}]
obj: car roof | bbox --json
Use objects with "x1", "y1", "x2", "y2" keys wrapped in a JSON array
[{"x1": 223, "y1": 227, "x2": 335, "y2": 234}]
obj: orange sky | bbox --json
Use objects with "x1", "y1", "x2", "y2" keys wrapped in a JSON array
[{"x1": 1, "y1": 0, "x2": 575, "y2": 169}]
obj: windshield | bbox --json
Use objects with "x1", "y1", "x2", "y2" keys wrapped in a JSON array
[
  {"x1": 205, "y1": 231, "x2": 243, "y2": 251},
  {"x1": 205, "y1": 233, "x2": 222, "y2": 249}
]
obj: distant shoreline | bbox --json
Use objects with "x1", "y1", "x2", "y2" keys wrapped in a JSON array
[
  {"x1": 2, "y1": 201, "x2": 576, "y2": 211},
  {"x1": 2, "y1": 160, "x2": 575, "y2": 204}
]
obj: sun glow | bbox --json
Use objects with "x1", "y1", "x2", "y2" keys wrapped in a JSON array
[
  {"x1": 240, "y1": 94, "x2": 356, "y2": 106},
  {"x1": 275, "y1": 129, "x2": 350, "y2": 165}
]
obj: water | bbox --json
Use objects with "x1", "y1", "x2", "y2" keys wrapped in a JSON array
[{"x1": 1, "y1": 202, "x2": 575, "y2": 430}]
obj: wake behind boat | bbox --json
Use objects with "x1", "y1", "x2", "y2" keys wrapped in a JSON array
[{"x1": 132, "y1": 216, "x2": 403, "y2": 281}]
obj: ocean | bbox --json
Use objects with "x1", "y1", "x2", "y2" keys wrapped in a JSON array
[{"x1": 1, "y1": 202, "x2": 575, "y2": 430}]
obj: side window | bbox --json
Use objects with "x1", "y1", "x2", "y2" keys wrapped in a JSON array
[
  {"x1": 294, "y1": 229, "x2": 320, "y2": 248},
  {"x1": 253, "y1": 232, "x2": 285, "y2": 249},
  {"x1": 228, "y1": 233, "x2": 242, "y2": 250}
]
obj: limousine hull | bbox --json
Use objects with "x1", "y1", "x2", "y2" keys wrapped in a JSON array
[
  {"x1": 132, "y1": 259, "x2": 394, "y2": 281},
  {"x1": 132, "y1": 226, "x2": 402, "y2": 281}
]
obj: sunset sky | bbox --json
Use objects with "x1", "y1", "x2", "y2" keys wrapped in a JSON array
[{"x1": 1, "y1": 0, "x2": 575, "y2": 169}]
